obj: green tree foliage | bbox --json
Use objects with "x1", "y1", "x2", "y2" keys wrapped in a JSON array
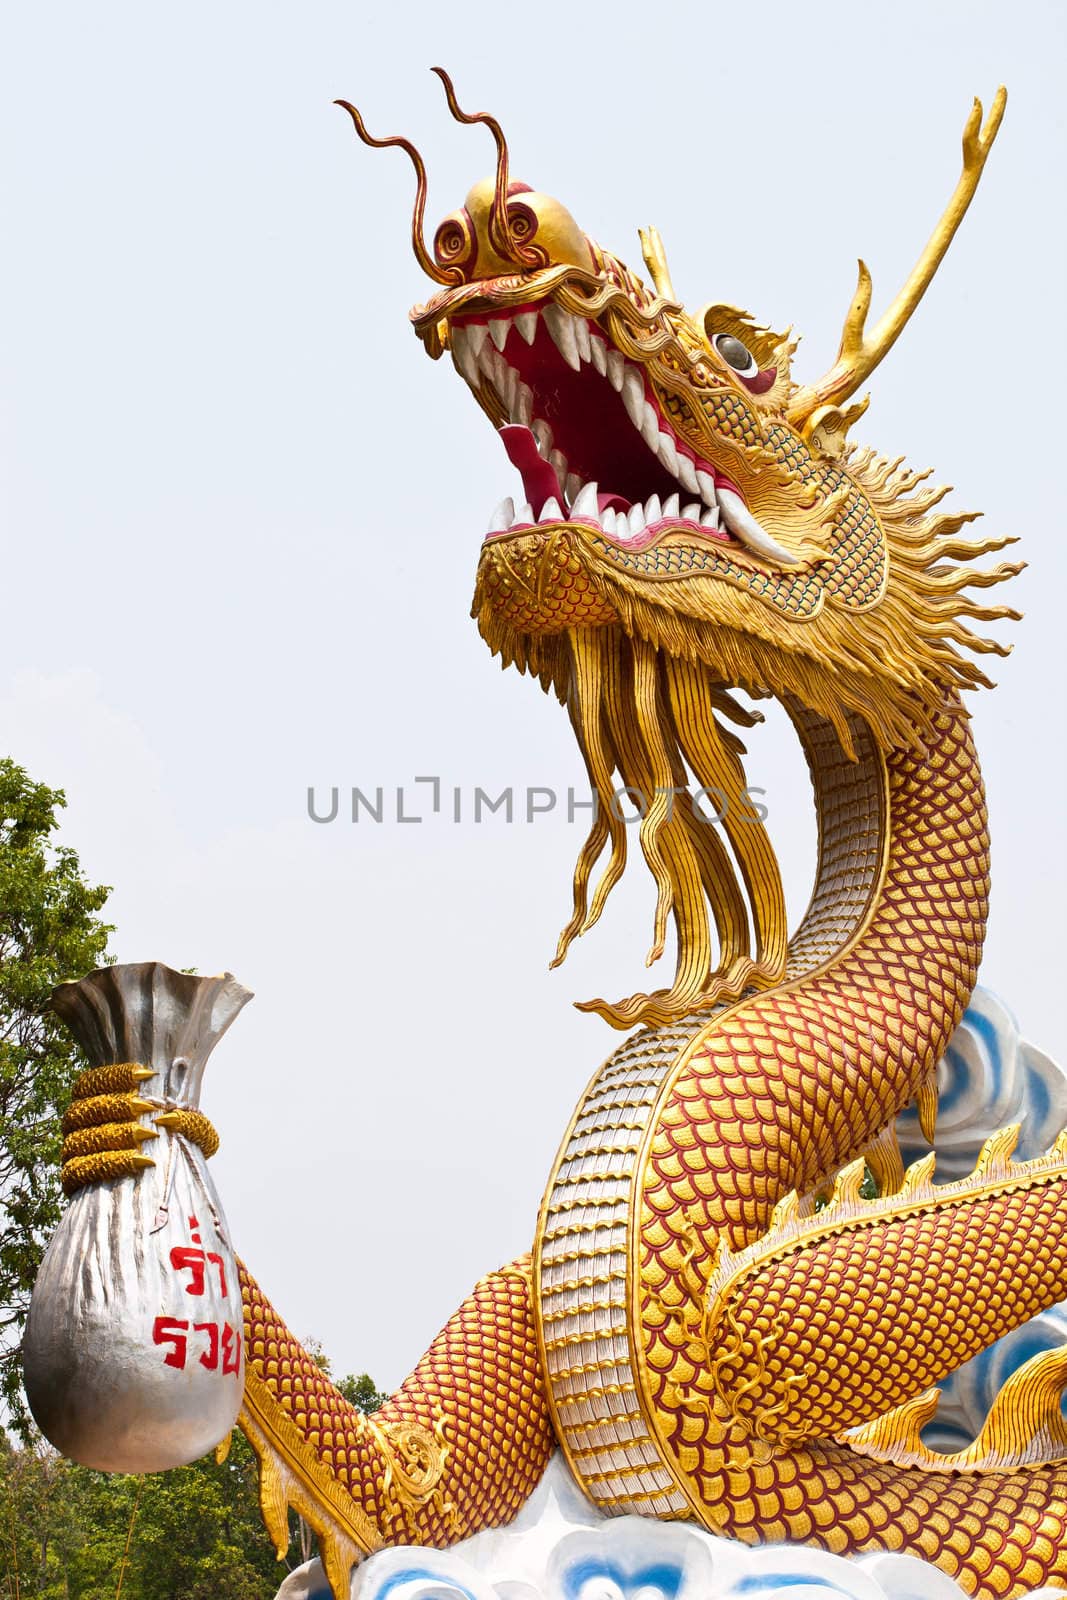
[
  {"x1": 0, "y1": 757, "x2": 387, "y2": 1591},
  {"x1": 0, "y1": 1429, "x2": 281, "y2": 1598},
  {"x1": 336, "y1": 1374, "x2": 387, "y2": 1414},
  {"x1": 0, "y1": 761, "x2": 112, "y2": 1431},
  {"x1": 1, "y1": 1371, "x2": 383, "y2": 1600}
]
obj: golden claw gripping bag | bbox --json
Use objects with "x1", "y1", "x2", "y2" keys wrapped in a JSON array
[{"x1": 24, "y1": 962, "x2": 251, "y2": 1472}]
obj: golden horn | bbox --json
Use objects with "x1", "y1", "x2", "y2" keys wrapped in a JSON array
[
  {"x1": 788, "y1": 88, "x2": 1006, "y2": 427},
  {"x1": 638, "y1": 226, "x2": 677, "y2": 303}
]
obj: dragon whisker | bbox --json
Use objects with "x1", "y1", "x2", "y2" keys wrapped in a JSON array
[{"x1": 334, "y1": 99, "x2": 458, "y2": 287}]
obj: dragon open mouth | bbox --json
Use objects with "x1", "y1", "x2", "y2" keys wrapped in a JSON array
[{"x1": 449, "y1": 303, "x2": 799, "y2": 567}]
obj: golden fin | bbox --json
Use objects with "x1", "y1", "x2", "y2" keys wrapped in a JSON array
[
  {"x1": 847, "y1": 1345, "x2": 1067, "y2": 1473},
  {"x1": 831, "y1": 1157, "x2": 868, "y2": 1208},
  {"x1": 915, "y1": 1069, "x2": 939, "y2": 1144},
  {"x1": 899, "y1": 1151, "x2": 937, "y2": 1197},
  {"x1": 845, "y1": 1386, "x2": 943, "y2": 1465},
  {"x1": 768, "y1": 1189, "x2": 800, "y2": 1232},
  {"x1": 704, "y1": 1133, "x2": 1067, "y2": 1390},
  {"x1": 973, "y1": 1122, "x2": 1022, "y2": 1178},
  {"x1": 860, "y1": 1123, "x2": 905, "y2": 1196},
  {"x1": 239, "y1": 1367, "x2": 379, "y2": 1599},
  {"x1": 972, "y1": 1344, "x2": 1067, "y2": 1467},
  {"x1": 717, "y1": 1131, "x2": 1067, "y2": 1295},
  {"x1": 257, "y1": 1438, "x2": 290, "y2": 1558},
  {"x1": 795, "y1": 1187, "x2": 822, "y2": 1220}
]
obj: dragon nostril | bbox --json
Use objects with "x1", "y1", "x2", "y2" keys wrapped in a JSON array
[{"x1": 434, "y1": 209, "x2": 477, "y2": 275}]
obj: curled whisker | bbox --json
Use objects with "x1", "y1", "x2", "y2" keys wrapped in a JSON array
[
  {"x1": 430, "y1": 67, "x2": 543, "y2": 271},
  {"x1": 334, "y1": 99, "x2": 459, "y2": 286}
]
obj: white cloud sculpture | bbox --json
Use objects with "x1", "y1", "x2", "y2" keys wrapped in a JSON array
[
  {"x1": 276, "y1": 1453, "x2": 1063, "y2": 1600},
  {"x1": 274, "y1": 989, "x2": 1067, "y2": 1600}
]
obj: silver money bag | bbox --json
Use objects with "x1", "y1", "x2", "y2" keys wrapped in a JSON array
[{"x1": 24, "y1": 961, "x2": 252, "y2": 1472}]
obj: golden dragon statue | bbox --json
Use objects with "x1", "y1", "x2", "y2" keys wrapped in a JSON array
[{"x1": 43, "y1": 74, "x2": 1067, "y2": 1599}]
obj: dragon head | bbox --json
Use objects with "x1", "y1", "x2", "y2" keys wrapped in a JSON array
[{"x1": 340, "y1": 74, "x2": 1019, "y2": 1029}]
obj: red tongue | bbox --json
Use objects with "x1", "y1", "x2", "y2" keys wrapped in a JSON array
[
  {"x1": 500, "y1": 425, "x2": 565, "y2": 518},
  {"x1": 499, "y1": 425, "x2": 631, "y2": 519}
]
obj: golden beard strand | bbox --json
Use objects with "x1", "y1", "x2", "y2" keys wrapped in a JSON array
[
  {"x1": 555, "y1": 627, "x2": 788, "y2": 1029},
  {"x1": 471, "y1": 441, "x2": 1019, "y2": 1029}
]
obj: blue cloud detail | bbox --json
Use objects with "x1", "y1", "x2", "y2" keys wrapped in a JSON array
[
  {"x1": 563, "y1": 1556, "x2": 683, "y2": 1597},
  {"x1": 372, "y1": 1568, "x2": 480, "y2": 1600},
  {"x1": 729, "y1": 1579, "x2": 855, "y2": 1595}
]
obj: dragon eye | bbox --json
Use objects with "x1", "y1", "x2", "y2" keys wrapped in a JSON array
[{"x1": 712, "y1": 332, "x2": 758, "y2": 377}]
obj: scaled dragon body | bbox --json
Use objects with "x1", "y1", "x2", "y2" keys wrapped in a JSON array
[{"x1": 66, "y1": 78, "x2": 1067, "y2": 1598}]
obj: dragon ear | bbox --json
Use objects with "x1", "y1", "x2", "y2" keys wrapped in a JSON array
[{"x1": 805, "y1": 396, "x2": 872, "y2": 458}]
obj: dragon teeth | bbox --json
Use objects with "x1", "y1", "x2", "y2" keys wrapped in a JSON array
[
  {"x1": 480, "y1": 346, "x2": 506, "y2": 396},
  {"x1": 514, "y1": 310, "x2": 538, "y2": 345},
  {"x1": 451, "y1": 329, "x2": 481, "y2": 387},
  {"x1": 571, "y1": 482, "x2": 599, "y2": 518},
  {"x1": 481, "y1": 481, "x2": 718, "y2": 538},
  {"x1": 696, "y1": 470, "x2": 718, "y2": 505},
  {"x1": 677, "y1": 455, "x2": 700, "y2": 493},
  {"x1": 488, "y1": 496, "x2": 515, "y2": 534},
  {"x1": 543, "y1": 305, "x2": 581, "y2": 371},
  {"x1": 542, "y1": 305, "x2": 594, "y2": 368},
  {"x1": 532, "y1": 420, "x2": 553, "y2": 457},
  {"x1": 562, "y1": 327, "x2": 713, "y2": 519},
  {"x1": 513, "y1": 383, "x2": 533, "y2": 426},
  {"x1": 716, "y1": 487, "x2": 799, "y2": 565},
  {"x1": 622, "y1": 367, "x2": 645, "y2": 428},
  {"x1": 481, "y1": 485, "x2": 700, "y2": 541},
  {"x1": 466, "y1": 303, "x2": 782, "y2": 563}
]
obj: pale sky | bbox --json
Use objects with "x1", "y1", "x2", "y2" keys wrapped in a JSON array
[{"x1": 2, "y1": 0, "x2": 1064, "y2": 1393}]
